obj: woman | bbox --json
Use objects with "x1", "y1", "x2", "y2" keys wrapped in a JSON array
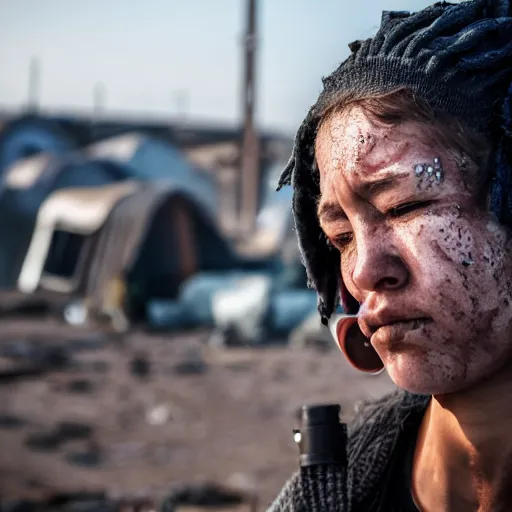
[{"x1": 269, "y1": 1, "x2": 512, "y2": 511}]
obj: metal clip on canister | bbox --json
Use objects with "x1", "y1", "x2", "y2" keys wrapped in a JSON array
[{"x1": 294, "y1": 404, "x2": 347, "y2": 467}]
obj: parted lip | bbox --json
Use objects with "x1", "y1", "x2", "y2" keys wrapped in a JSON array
[{"x1": 359, "y1": 310, "x2": 430, "y2": 338}]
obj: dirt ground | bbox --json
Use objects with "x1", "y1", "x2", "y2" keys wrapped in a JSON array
[{"x1": 0, "y1": 316, "x2": 396, "y2": 510}]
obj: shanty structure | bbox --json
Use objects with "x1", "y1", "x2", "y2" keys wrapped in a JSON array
[
  {"x1": 85, "y1": 133, "x2": 219, "y2": 217},
  {"x1": 0, "y1": 113, "x2": 293, "y2": 236},
  {"x1": 0, "y1": 139, "x2": 236, "y2": 327}
]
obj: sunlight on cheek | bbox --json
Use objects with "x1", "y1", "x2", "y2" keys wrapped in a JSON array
[
  {"x1": 395, "y1": 207, "x2": 475, "y2": 266},
  {"x1": 393, "y1": 220, "x2": 427, "y2": 261}
]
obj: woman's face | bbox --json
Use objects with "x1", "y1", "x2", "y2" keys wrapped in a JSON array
[{"x1": 316, "y1": 105, "x2": 512, "y2": 395}]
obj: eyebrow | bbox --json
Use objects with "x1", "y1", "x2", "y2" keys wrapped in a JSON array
[
  {"x1": 317, "y1": 172, "x2": 411, "y2": 223},
  {"x1": 356, "y1": 172, "x2": 410, "y2": 198},
  {"x1": 317, "y1": 201, "x2": 347, "y2": 222}
]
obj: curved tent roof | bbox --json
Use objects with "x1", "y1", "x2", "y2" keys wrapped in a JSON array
[
  {"x1": 0, "y1": 155, "x2": 134, "y2": 288},
  {"x1": 85, "y1": 133, "x2": 219, "y2": 217},
  {"x1": 0, "y1": 136, "x2": 220, "y2": 291},
  {"x1": 81, "y1": 183, "x2": 237, "y2": 316}
]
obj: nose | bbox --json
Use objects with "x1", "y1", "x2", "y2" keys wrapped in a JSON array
[{"x1": 350, "y1": 226, "x2": 409, "y2": 293}]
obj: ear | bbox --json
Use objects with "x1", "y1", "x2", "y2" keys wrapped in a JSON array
[{"x1": 333, "y1": 316, "x2": 384, "y2": 374}]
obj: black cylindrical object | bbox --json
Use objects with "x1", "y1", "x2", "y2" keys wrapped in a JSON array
[{"x1": 294, "y1": 404, "x2": 347, "y2": 467}]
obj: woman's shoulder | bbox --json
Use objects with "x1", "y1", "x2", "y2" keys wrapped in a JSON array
[
  {"x1": 266, "y1": 389, "x2": 430, "y2": 511},
  {"x1": 347, "y1": 389, "x2": 430, "y2": 507}
]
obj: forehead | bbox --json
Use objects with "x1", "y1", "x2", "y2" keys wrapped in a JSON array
[
  {"x1": 315, "y1": 104, "x2": 419, "y2": 180},
  {"x1": 314, "y1": 105, "x2": 480, "y2": 222}
]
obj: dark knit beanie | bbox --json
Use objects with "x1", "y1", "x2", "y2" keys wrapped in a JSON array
[{"x1": 278, "y1": 0, "x2": 512, "y2": 324}]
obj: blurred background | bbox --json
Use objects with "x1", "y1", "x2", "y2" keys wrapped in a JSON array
[{"x1": 0, "y1": 1, "x2": 435, "y2": 510}]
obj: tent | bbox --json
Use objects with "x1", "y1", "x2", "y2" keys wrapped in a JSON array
[
  {"x1": 0, "y1": 115, "x2": 90, "y2": 176},
  {"x1": 0, "y1": 134, "x2": 235, "y2": 327},
  {"x1": 0, "y1": 153, "x2": 137, "y2": 289},
  {"x1": 85, "y1": 132, "x2": 218, "y2": 216},
  {"x1": 3, "y1": 178, "x2": 237, "y2": 326}
]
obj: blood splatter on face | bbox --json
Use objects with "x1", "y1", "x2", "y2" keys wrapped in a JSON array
[{"x1": 316, "y1": 105, "x2": 512, "y2": 395}]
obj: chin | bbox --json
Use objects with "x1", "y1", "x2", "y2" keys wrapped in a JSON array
[{"x1": 384, "y1": 352, "x2": 471, "y2": 396}]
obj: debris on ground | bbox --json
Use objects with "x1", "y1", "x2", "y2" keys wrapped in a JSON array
[
  {"x1": 129, "y1": 353, "x2": 152, "y2": 380},
  {"x1": 0, "y1": 414, "x2": 26, "y2": 430},
  {"x1": 0, "y1": 319, "x2": 395, "y2": 510},
  {"x1": 0, "y1": 491, "x2": 155, "y2": 512},
  {"x1": 24, "y1": 422, "x2": 94, "y2": 453},
  {"x1": 160, "y1": 482, "x2": 258, "y2": 511},
  {"x1": 66, "y1": 446, "x2": 103, "y2": 468}
]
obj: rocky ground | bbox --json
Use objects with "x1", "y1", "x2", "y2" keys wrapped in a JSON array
[{"x1": 0, "y1": 316, "x2": 396, "y2": 511}]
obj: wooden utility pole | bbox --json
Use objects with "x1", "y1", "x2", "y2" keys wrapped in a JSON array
[
  {"x1": 28, "y1": 57, "x2": 41, "y2": 113},
  {"x1": 174, "y1": 89, "x2": 190, "y2": 123},
  {"x1": 239, "y1": 0, "x2": 260, "y2": 235},
  {"x1": 93, "y1": 83, "x2": 106, "y2": 119}
]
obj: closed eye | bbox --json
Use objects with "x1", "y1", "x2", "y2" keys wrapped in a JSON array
[
  {"x1": 388, "y1": 201, "x2": 433, "y2": 218},
  {"x1": 332, "y1": 232, "x2": 353, "y2": 250}
]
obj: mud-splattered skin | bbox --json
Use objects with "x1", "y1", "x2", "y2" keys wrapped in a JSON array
[{"x1": 316, "y1": 105, "x2": 512, "y2": 395}]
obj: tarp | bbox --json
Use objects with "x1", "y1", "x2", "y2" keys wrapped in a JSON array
[
  {"x1": 0, "y1": 116, "x2": 83, "y2": 177},
  {"x1": 0, "y1": 156, "x2": 134, "y2": 289},
  {"x1": 0, "y1": 133, "x2": 222, "y2": 292},
  {"x1": 86, "y1": 133, "x2": 218, "y2": 216},
  {"x1": 83, "y1": 183, "x2": 237, "y2": 316}
]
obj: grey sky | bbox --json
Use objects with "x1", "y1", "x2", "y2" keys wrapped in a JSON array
[{"x1": 0, "y1": 0, "x2": 440, "y2": 134}]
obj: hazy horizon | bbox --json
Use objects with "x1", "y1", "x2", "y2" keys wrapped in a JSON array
[{"x1": 1, "y1": 0, "x2": 441, "y2": 135}]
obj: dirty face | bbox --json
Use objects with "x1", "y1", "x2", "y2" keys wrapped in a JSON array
[{"x1": 316, "y1": 105, "x2": 512, "y2": 395}]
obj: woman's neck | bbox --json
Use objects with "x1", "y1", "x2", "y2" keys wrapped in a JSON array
[{"x1": 413, "y1": 361, "x2": 512, "y2": 512}]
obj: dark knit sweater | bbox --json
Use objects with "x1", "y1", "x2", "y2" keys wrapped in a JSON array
[{"x1": 267, "y1": 390, "x2": 431, "y2": 512}]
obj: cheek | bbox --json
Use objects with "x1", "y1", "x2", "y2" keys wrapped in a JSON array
[
  {"x1": 418, "y1": 215, "x2": 512, "y2": 338},
  {"x1": 426, "y1": 213, "x2": 478, "y2": 267},
  {"x1": 423, "y1": 216, "x2": 508, "y2": 294},
  {"x1": 339, "y1": 212, "x2": 512, "y2": 320},
  {"x1": 416, "y1": 218, "x2": 512, "y2": 384}
]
